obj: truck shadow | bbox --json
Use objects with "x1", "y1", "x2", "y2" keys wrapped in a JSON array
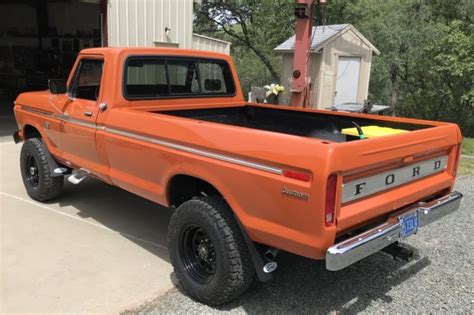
[
  {"x1": 216, "y1": 249, "x2": 429, "y2": 314},
  {"x1": 55, "y1": 178, "x2": 173, "y2": 263},
  {"x1": 54, "y1": 177, "x2": 429, "y2": 314}
]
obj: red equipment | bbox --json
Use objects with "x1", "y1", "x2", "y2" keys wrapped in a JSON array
[{"x1": 290, "y1": 0, "x2": 327, "y2": 108}]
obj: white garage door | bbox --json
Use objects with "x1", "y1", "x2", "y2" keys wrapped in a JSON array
[{"x1": 334, "y1": 56, "x2": 361, "y2": 105}]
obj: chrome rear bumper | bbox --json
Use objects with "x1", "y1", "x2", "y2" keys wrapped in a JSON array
[{"x1": 326, "y1": 191, "x2": 463, "y2": 271}]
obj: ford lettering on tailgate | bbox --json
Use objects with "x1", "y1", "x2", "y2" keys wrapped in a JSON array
[{"x1": 342, "y1": 156, "x2": 448, "y2": 203}]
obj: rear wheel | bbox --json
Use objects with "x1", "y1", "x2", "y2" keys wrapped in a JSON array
[
  {"x1": 168, "y1": 196, "x2": 254, "y2": 305},
  {"x1": 20, "y1": 138, "x2": 63, "y2": 201},
  {"x1": 180, "y1": 224, "x2": 217, "y2": 284}
]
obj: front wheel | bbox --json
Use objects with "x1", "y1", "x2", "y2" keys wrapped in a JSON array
[
  {"x1": 168, "y1": 196, "x2": 254, "y2": 305},
  {"x1": 20, "y1": 138, "x2": 63, "y2": 202}
]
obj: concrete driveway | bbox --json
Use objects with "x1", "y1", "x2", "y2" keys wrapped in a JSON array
[{"x1": 1, "y1": 137, "x2": 174, "y2": 314}]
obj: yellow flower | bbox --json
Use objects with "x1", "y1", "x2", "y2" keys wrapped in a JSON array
[{"x1": 265, "y1": 84, "x2": 284, "y2": 97}]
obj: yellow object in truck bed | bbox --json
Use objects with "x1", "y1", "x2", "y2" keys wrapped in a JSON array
[{"x1": 341, "y1": 125, "x2": 408, "y2": 138}]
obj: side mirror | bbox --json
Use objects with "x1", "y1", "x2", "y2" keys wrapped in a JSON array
[
  {"x1": 48, "y1": 79, "x2": 67, "y2": 94},
  {"x1": 204, "y1": 79, "x2": 222, "y2": 92}
]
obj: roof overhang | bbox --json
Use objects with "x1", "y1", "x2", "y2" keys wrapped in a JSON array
[
  {"x1": 274, "y1": 24, "x2": 380, "y2": 56},
  {"x1": 327, "y1": 25, "x2": 380, "y2": 55}
]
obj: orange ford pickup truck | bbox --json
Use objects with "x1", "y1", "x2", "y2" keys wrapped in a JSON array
[{"x1": 13, "y1": 47, "x2": 463, "y2": 305}]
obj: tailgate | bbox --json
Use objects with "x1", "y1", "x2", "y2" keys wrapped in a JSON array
[{"x1": 330, "y1": 123, "x2": 462, "y2": 233}]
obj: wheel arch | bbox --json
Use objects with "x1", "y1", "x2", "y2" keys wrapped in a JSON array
[
  {"x1": 166, "y1": 172, "x2": 274, "y2": 283},
  {"x1": 23, "y1": 124, "x2": 43, "y2": 140},
  {"x1": 167, "y1": 173, "x2": 226, "y2": 208}
]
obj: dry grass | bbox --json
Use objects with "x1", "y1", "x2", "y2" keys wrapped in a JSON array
[
  {"x1": 458, "y1": 138, "x2": 474, "y2": 176},
  {"x1": 459, "y1": 158, "x2": 474, "y2": 176},
  {"x1": 462, "y1": 138, "x2": 474, "y2": 156}
]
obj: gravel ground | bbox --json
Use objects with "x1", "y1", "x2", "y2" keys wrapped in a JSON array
[{"x1": 124, "y1": 176, "x2": 473, "y2": 314}]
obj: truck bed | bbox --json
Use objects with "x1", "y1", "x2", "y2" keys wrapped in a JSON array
[{"x1": 159, "y1": 105, "x2": 432, "y2": 142}]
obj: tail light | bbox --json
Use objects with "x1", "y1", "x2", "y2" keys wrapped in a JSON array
[{"x1": 325, "y1": 174, "x2": 338, "y2": 226}]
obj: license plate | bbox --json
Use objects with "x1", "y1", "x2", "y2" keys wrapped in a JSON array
[{"x1": 400, "y1": 212, "x2": 419, "y2": 237}]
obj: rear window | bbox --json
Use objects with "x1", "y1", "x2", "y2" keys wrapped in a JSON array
[{"x1": 124, "y1": 57, "x2": 236, "y2": 99}]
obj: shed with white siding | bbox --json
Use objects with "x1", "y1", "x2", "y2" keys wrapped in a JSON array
[{"x1": 274, "y1": 24, "x2": 379, "y2": 109}]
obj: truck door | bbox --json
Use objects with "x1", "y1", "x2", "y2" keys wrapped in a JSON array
[{"x1": 60, "y1": 57, "x2": 104, "y2": 174}]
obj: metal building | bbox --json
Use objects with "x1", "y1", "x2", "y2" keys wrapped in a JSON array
[
  {"x1": 0, "y1": 0, "x2": 230, "y2": 118},
  {"x1": 107, "y1": 0, "x2": 230, "y2": 54},
  {"x1": 274, "y1": 24, "x2": 379, "y2": 109}
]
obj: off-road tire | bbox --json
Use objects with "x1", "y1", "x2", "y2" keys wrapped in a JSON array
[
  {"x1": 168, "y1": 196, "x2": 254, "y2": 305},
  {"x1": 20, "y1": 138, "x2": 63, "y2": 201}
]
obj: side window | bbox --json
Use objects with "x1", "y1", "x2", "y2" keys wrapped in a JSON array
[
  {"x1": 70, "y1": 59, "x2": 103, "y2": 101},
  {"x1": 167, "y1": 60, "x2": 200, "y2": 94},
  {"x1": 127, "y1": 59, "x2": 167, "y2": 85},
  {"x1": 126, "y1": 59, "x2": 168, "y2": 97},
  {"x1": 198, "y1": 62, "x2": 227, "y2": 94}
]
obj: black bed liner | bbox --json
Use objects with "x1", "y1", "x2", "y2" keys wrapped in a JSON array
[{"x1": 158, "y1": 105, "x2": 432, "y2": 142}]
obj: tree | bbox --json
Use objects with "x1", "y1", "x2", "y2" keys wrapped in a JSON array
[
  {"x1": 308, "y1": 0, "x2": 473, "y2": 135},
  {"x1": 398, "y1": 20, "x2": 473, "y2": 135},
  {"x1": 194, "y1": 0, "x2": 295, "y2": 83},
  {"x1": 194, "y1": 0, "x2": 473, "y2": 135}
]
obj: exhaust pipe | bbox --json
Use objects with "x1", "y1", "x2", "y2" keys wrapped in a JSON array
[
  {"x1": 382, "y1": 243, "x2": 414, "y2": 262},
  {"x1": 263, "y1": 261, "x2": 278, "y2": 273},
  {"x1": 264, "y1": 247, "x2": 279, "y2": 261},
  {"x1": 262, "y1": 247, "x2": 279, "y2": 274}
]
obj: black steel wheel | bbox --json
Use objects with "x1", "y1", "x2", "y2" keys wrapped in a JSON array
[
  {"x1": 20, "y1": 138, "x2": 64, "y2": 201},
  {"x1": 179, "y1": 225, "x2": 217, "y2": 284},
  {"x1": 168, "y1": 196, "x2": 254, "y2": 305},
  {"x1": 24, "y1": 154, "x2": 40, "y2": 188}
]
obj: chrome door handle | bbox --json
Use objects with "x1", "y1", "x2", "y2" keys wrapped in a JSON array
[{"x1": 83, "y1": 111, "x2": 93, "y2": 117}]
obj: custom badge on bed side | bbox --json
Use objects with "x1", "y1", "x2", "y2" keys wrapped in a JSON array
[{"x1": 282, "y1": 187, "x2": 309, "y2": 201}]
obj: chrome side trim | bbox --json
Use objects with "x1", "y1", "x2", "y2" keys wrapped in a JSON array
[
  {"x1": 61, "y1": 115, "x2": 98, "y2": 129},
  {"x1": 21, "y1": 106, "x2": 54, "y2": 117},
  {"x1": 326, "y1": 191, "x2": 463, "y2": 271},
  {"x1": 103, "y1": 127, "x2": 283, "y2": 175},
  {"x1": 19, "y1": 105, "x2": 283, "y2": 175},
  {"x1": 21, "y1": 105, "x2": 98, "y2": 130}
]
